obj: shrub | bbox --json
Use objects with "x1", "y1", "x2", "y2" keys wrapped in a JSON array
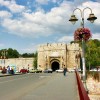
[{"x1": 87, "y1": 71, "x2": 100, "y2": 82}]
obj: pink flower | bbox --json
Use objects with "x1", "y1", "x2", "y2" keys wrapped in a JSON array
[{"x1": 74, "y1": 28, "x2": 92, "y2": 41}]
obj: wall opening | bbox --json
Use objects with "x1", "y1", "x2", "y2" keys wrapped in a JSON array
[{"x1": 51, "y1": 61, "x2": 59, "y2": 71}]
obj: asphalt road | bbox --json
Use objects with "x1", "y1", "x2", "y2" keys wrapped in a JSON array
[{"x1": 0, "y1": 72, "x2": 79, "y2": 100}]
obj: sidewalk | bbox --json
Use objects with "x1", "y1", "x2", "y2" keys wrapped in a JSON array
[{"x1": 0, "y1": 73, "x2": 22, "y2": 77}]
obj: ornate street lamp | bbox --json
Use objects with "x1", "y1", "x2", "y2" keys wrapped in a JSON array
[
  {"x1": 69, "y1": 7, "x2": 97, "y2": 92},
  {"x1": 69, "y1": 7, "x2": 97, "y2": 27}
]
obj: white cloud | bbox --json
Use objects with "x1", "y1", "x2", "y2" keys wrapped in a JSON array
[
  {"x1": 92, "y1": 33, "x2": 100, "y2": 40},
  {"x1": 51, "y1": 0, "x2": 57, "y2": 3},
  {"x1": 0, "y1": 0, "x2": 25, "y2": 13},
  {"x1": 0, "y1": 11, "x2": 12, "y2": 18},
  {"x1": 2, "y1": 3, "x2": 72, "y2": 38},
  {"x1": 58, "y1": 36, "x2": 73, "y2": 43},
  {"x1": 1, "y1": 0, "x2": 100, "y2": 40},
  {"x1": 20, "y1": 43, "x2": 38, "y2": 53},
  {"x1": 81, "y1": 1, "x2": 100, "y2": 25}
]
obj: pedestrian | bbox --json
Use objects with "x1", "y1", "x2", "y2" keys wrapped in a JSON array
[
  {"x1": 63, "y1": 67, "x2": 67, "y2": 76},
  {"x1": 7, "y1": 66, "x2": 10, "y2": 74}
]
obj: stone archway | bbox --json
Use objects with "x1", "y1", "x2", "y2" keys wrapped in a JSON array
[{"x1": 51, "y1": 61, "x2": 60, "y2": 71}]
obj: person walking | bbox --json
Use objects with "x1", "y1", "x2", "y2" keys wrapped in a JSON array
[{"x1": 63, "y1": 67, "x2": 67, "y2": 76}]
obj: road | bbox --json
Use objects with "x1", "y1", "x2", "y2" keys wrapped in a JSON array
[{"x1": 0, "y1": 72, "x2": 79, "y2": 100}]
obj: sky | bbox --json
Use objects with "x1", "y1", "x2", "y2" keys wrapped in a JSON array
[{"x1": 0, "y1": 0, "x2": 100, "y2": 54}]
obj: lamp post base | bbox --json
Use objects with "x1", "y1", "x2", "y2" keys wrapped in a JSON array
[{"x1": 83, "y1": 76, "x2": 89, "y2": 93}]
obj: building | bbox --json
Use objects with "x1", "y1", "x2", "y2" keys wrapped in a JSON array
[{"x1": 38, "y1": 43, "x2": 81, "y2": 71}]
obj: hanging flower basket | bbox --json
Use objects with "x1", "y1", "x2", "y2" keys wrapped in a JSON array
[{"x1": 74, "y1": 28, "x2": 92, "y2": 41}]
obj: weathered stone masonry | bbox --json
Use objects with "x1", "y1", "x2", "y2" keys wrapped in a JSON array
[{"x1": 38, "y1": 43, "x2": 81, "y2": 71}]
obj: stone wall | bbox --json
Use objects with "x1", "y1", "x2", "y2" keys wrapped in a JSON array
[
  {"x1": 87, "y1": 76, "x2": 100, "y2": 100},
  {"x1": 0, "y1": 58, "x2": 34, "y2": 71}
]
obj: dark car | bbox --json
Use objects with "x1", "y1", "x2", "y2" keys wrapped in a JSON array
[
  {"x1": 20, "y1": 69, "x2": 28, "y2": 74},
  {"x1": 29, "y1": 69, "x2": 42, "y2": 73},
  {"x1": 1, "y1": 67, "x2": 7, "y2": 74},
  {"x1": 43, "y1": 69, "x2": 52, "y2": 73}
]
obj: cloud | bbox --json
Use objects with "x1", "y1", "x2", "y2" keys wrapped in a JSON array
[
  {"x1": 82, "y1": 1, "x2": 100, "y2": 25},
  {"x1": 0, "y1": 0, "x2": 25, "y2": 13},
  {"x1": 2, "y1": 3, "x2": 72, "y2": 38},
  {"x1": 58, "y1": 36, "x2": 73, "y2": 43},
  {"x1": 51, "y1": 0, "x2": 57, "y2": 3},
  {"x1": 1, "y1": 0, "x2": 100, "y2": 40},
  {"x1": 20, "y1": 43, "x2": 38, "y2": 53},
  {"x1": 92, "y1": 33, "x2": 100, "y2": 40},
  {"x1": 0, "y1": 10, "x2": 12, "y2": 18}
]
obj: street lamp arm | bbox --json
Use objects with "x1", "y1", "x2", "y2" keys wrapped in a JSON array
[
  {"x1": 83, "y1": 7, "x2": 92, "y2": 21},
  {"x1": 83, "y1": 7, "x2": 92, "y2": 15},
  {"x1": 73, "y1": 7, "x2": 92, "y2": 18},
  {"x1": 73, "y1": 8, "x2": 84, "y2": 27},
  {"x1": 73, "y1": 8, "x2": 82, "y2": 18}
]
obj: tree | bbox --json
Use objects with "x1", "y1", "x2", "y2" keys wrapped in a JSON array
[
  {"x1": 21, "y1": 53, "x2": 34, "y2": 58},
  {"x1": 33, "y1": 52, "x2": 38, "y2": 69},
  {"x1": 0, "y1": 48, "x2": 20, "y2": 58},
  {"x1": 85, "y1": 39, "x2": 100, "y2": 69},
  {"x1": 70, "y1": 39, "x2": 100, "y2": 70},
  {"x1": 7, "y1": 48, "x2": 19, "y2": 58}
]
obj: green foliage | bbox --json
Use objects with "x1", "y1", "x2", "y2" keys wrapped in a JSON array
[
  {"x1": 7, "y1": 48, "x2": 19, "y2": 58},
  {"x1": 21, "y1": 53, "x2": 34, "y2": 58},
  {"x1": 0, "y1": 48, "x2": 35, "y2": 58},
  {"x1": 33, "y1": 52, "x2": 38, "y2": 69},
  {"x1": 0, "y1": 48, "x2": 20, "y2": 58},
  {"x1": 85, "y1": 39, "x2": 100, "y2": 69}
]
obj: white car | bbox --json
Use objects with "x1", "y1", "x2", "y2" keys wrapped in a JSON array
[
  {"x1": 90, "y1": 68, "x2": 97, "y2": 71},
  {"x1": 56, "y1": 69, "x2": 63, "y2": 73},
  {"x1": 68, "y1": 69, "x2": 75, "y2": 72}
]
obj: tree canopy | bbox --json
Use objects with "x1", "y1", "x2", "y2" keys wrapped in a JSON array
[
  {"x1": 0, "y1": 48, "x2": 35, "y2": 58},
  {"x1": 85, "y1": 39, "x2": 100, "y2": 69}
]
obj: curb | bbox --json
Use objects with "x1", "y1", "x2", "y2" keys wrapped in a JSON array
[{"x1": 0, "y1": 73, "x2": 23, "y2": 77}]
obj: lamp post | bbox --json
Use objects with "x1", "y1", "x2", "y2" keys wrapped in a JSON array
[
  {"x1": 1, "y1": 50, "x2": 8, "y2": 67},
  {"x1": 69, "y1": 7, "x2": 97, "y2": 92}
]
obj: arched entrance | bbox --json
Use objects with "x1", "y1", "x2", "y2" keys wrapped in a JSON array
[{"x1": 51, "y1": 61, "x2": 59, "y2": 71}]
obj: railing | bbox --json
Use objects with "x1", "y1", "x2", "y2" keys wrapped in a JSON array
[{"x1": 75, "y1": 70, "x2": 90, "y2": 100}]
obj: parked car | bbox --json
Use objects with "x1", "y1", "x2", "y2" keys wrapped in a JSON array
[
  {"x1": 56, "y1": 68, "x2": 63, "y2": 73},
  {"x1": 43, "y1": 69, "x2": 52, "y2": 73},
  {"x1": 20, "y1": 69, "x2": 28, "y2": 74},
  {"x1": 0, "y1": 66, "x2": 2, "y2": 73},
  {"x1": 68, "y1": 69, "x2": 75, "y2": 73},
  {"x1": 0, "y1": 69, "x2": 2, "y2": 73},
  {"x1": 29, "y1": 69, "x2": 37, "y2": 73},
  {"x1": 77, "y1": 68, "x2": 81, "y2": 72},
  {"x1": 2, "y1": 69, "x2": 7, "y2": 74},
  {"x1": 90, "y1": 68, "x2": 97, "y2": 71},
  {"x1": 2, "y1": 67, "x2": 7, "y2": 74},
  {"x1": 37, "y1": 69, "x2": 42, "y2": 73},
  {"x1": 29, "y1": 69, "x2": 42, "y2": 73}
]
